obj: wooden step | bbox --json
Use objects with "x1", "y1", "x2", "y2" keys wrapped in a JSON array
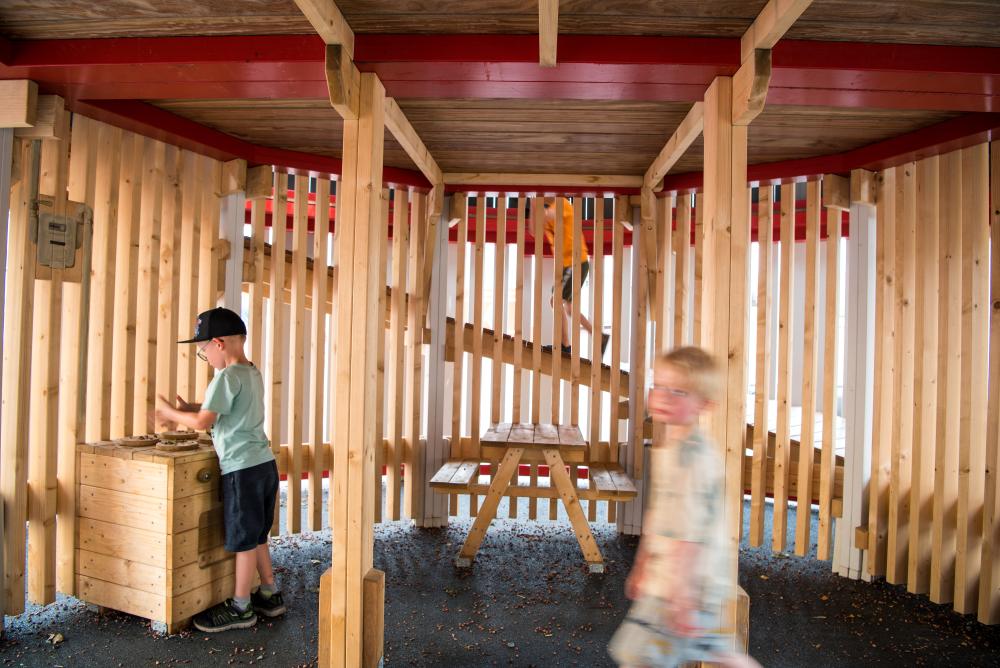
[{"x1": 429, "y1": 460, "x2": 480, "y2": 492}]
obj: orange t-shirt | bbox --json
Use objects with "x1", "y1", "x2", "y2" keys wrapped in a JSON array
[{"x1": 543, "y1": 197, "x2": 590, "y2": 269}]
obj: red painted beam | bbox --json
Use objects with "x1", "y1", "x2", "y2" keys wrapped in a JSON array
[{"x1": 1, "y1": 34, "x2": 997, "y2": 111}]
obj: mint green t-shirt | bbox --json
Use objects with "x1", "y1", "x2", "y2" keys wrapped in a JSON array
[{"x1": 202, "y1": 363, "x2": 274, "y2": 475}]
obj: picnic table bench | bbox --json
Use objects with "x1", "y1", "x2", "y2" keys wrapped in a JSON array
[{"x1": 430, "y1": 422, "x2": 637, "y2": 572}]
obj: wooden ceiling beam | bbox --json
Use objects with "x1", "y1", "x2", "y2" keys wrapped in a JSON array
[
  {"x1": 741, "y1": 0, "x2": 814, "y2": 63},
  {"x1": 293, "y1": 0, "x2": 355, "y2": 59},
  {"x1": 732, "y1": 49, "x2": 771, "y2": 126},
  {"x1": 539, "y1": 0, "x2": 559, "y2": 68},
  {"x1": 384, "y1": 97, "x2": 443, "y2": 186},
  {"x1": 643, "y1": 102, "x2": 704, "y2": 190}
]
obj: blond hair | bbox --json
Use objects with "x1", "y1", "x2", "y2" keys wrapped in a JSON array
[{"x1": 656, "y1": 346, "x2": 721, "y2": 402}]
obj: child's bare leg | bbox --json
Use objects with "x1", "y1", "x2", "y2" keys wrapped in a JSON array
[
  {"x1": 234, "y1": 549, "x2": 258, "y2": 599},
  {"x1": 255, "y1": 543, "x2": 275, "y2": 587}
]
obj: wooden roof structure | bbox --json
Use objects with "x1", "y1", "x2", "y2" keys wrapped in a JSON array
[{"x1": 1, "y1": 1, "x2": 997, "y2": 191}]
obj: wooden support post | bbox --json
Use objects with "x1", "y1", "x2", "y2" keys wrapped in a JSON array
[
  {"x1": 673, "y1": 194, "x2": 691, "y2": 346},
  {"x1": 0, "y1": 80, "x2": 37, "y2": 128},
  {"x1": 570, "y1": 196, "x2": 583, "y2": 425},
  {"x1": 374, "y1": 191, "x2": 389, "y2": 523},
  {"x1": 551, "y1": 198, "x2": 565, "y2": 424},
  {"x1": 452, "y1": 194, "x2": 468, "y2": 458},
  {"x1": 531, "y1": 197, "x2": 544, "y2": 425},
  {"x1": 471, "y1": 194, "x2": 486, "y2": 454},
  {"x1": 693, "y1": 192, "x2": 705, "y2": 346},
  {"x1": 590, "y1": 198, "x2": 606, "y2": 462},
  {"x1": 492, "y1": 195, "x2": 507, "y2": 425},
  {"x1": 512, "y1": 195, "x2": 526, "y2": 426},
  {"x1": 324, "y1": 72, "x2": 386, "y2": 668},
  {"x1": 2, "y1": 139, "x2": 37, "y2": 614},
  {"x1": 701, "y1": 76, "x2": 750, "y2": 606}
]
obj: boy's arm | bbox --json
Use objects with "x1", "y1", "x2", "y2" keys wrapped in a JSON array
[{"x1": 156, "y1": 395, "x2": 216, "y2": 431}]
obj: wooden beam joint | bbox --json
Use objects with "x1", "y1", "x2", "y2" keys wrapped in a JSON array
[
  {"x1": 326, "y1": 43, "x2": 361, "y2": 120},
  {"x1": 732, "y1": 49, "x2": 771, "y2": 126}
]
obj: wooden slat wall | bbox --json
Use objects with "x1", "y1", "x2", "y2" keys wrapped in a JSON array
[
  {"x1": 386, "y1": 189, "x2": 409, "y2": 521},
  {"x1": 2, "y1": 114, "x2": 227, "y2": 613}
]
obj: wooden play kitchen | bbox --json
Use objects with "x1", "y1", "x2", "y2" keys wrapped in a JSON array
[
  {"x1": 432, "y1": 423, "x2": 637, "y2": 572},
  {"x1": 75, "y1": 432, "x2": 231, "y2": 633}
]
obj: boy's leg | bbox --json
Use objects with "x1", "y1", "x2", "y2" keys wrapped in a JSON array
[
  {"x1": 255, "y1": 543, "x2": 275, "y2": 586},
  {"x1": 234, "y1": 548, "x2": 257, "y2": 599}
]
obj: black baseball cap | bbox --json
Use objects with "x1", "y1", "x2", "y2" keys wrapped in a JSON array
[{"x1": 178, "y1": 307, "x2": 247, "y2": 343}]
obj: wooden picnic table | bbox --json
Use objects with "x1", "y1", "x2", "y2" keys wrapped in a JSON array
[{"x1": 454, "y1": 422, "x2": 608, "y2": 573}]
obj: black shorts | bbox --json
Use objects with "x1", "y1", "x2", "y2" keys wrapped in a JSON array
[
  {"x1": 221, "y1": 459, "x2": 279, "y2": 553},
  {"x1": 556, "y1": 260, "x2": 590, "y2": 302}
]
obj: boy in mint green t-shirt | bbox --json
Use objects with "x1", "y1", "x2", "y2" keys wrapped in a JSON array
[{"x1": 156, "y1": 307, "x2": 286, "y2": 633}]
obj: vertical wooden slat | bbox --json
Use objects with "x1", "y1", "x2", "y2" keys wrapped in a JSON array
[
  {"x1": 57, "y1": 114, "x2": 94, "y2": 595},
  {"x1": 132, "y1": 138, "x2": 164, "y2": 435},
  {"x1": 247, "y1": 171, "x2": 270, "y2": 369},
  {"x1": 870, "y1": 167, "x2": 897, "y2": 578},
  {"x1": 886, "y1": 163, "x2": 915, "y2": 583},
  {"x1": 931, "y1": 152, "x2": 961, "y2": 602},
  {"x1": 108, "y1": 133, "x2": 140, "y2": 438},
  {"x1": 570, "y1": 198, "x2": 582, "y2": 424},
  {"x1": 673, "y1": 194, "x2": 691, "y2": 346},
  {"x1": 451, "y1": 194, "x2": 468, "y2": 457},
  {"x1": 773, "y1": 182, "x2": 796, "y2": 553},
  {"x1": 387, "y1": 188, "x2": 409, "y2": 521},
  {"x1": 84, "y1": 119, "x2": 119, "y2": 442},
  {"x1": 653, "y1": 194, "x2": 673, "y2": 353},
  {"x1": 286, "y1": 175, "x2": 309, "y2": 534},
  {"x1": 979, "y1": 141, "x2": 1000, "y2": 624},
  {"x1": 154, "y1": 144, "x2": 181, "y2": 431},
  {"x1": 471, "y1": 195, "x2": 486, "y2": 453},
  {"x1": 590, "y1": 198, "x2": 606, "y2": 462},
  {"x1": 795, "y1": 181, "x2": 822, "y2": 556},
  {"x1": 308, "y1": 176, "x2": 332, "y2": 531},
  {"x1": 512, "y1": 195, "x2": 526, "y2": 426},
  {"x1": 908, "y1": 156, "x2": 938, "y2": 592},
  {"x1": 404, "y1": 190, "x2": 427, "y2": 522},
  {"x1": 551, "y1": 198, "x2": 565, "y2": 424},
  {"x1": 693, "y1": 191, "x2": 705, "y2": 346},
  {"x1": 492, "y1": 196, "x2": 507, "y2": 425},
  {"x1": 2, "y1": 139, "x2": 36, "y2": 614},
  {"x1": 631, "y1": 201, "x2": 649, "y2": 483},
  {"x1": 267, "y1": 171, "x2": 288, "y2": 534},
  {"x1": 609, "y1": 196, "x2": 626, "y2": 470},
  {"x1": 817, "y1": 198, "x2": 843, "y2": 561},
  {"x1": 750, "y1": 185, "x2": 774, "y2": 548},
  {"x1": 954, "y1": 143, "x2": 988, "y2": 614},
  {"x1": 531, "y1": 196, "x2": 543, "y2": 426},
  {"x1": 196, "y1": 156, "x2": 222, "y2": 396},
  {"x1": 175, "y1": 150, "x2": 200, "y2": 399}
]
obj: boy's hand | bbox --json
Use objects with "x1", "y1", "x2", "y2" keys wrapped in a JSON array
[
  {"x1": 175, "y1": 394, "x2": 195, "y2": 412},
  {"x1": 155, "y1": 395, "x2": 176, "y2": 429}
]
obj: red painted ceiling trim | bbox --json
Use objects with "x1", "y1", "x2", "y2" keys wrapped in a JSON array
[
  {"x1": 1, "y1": 35, "x2": 997, "y2": 111},
  {"x1": 79, "y1": 99, "x2": 431, "y2": 189},
  {"x1": 444, "y1": 185, "x2": 641, "y2": 196},
  {"x1": 660, "y1": 112, "x2": 1000, "y2": 192}
]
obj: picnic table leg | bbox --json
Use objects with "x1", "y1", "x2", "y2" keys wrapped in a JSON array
[
  {"x1": 456, "y1": 447, "x2": 524, "y2": 566},
  {"x1": 543, "y1": 448, "x2": 605, "y2": 572}
]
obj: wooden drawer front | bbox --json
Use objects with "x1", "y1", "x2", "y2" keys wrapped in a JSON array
[
  {"x1": 170, "y1": 458, "x2": 221, "y2": 499},
  {"x1": 79, "y1": 453, "x2": 168, "y2": 497}
]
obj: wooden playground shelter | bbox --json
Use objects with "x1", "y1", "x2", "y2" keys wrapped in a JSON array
[{"x1": 0, "y1": 0, "x2": 998, "y2": 665}]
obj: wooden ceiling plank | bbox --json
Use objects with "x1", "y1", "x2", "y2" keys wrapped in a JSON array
[
  {"x1": 383, "y1": 96, "x2": 443, "y2": 186},
  {"x1": 293, "y1": 0, "x2": 355, "y2": 58},
  {"x1": 741, "y1": 0, "x2": 814, "y2": 62},
  {"x1": 643, "y1": 102, "x2": 704, "y2": 190},
  {"x1": 442, "y1": 173, "x2": 642, "y2": 189},
  {"x1": 538, "y1": 0, "x2": 558, "y2": 68}
]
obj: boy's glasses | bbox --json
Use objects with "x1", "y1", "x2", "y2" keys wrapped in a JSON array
[
  {"x1": 651, "y1": 385, "x2": 689, "y2": 399},
  {"x1": 196, "y1": 342, "x2": 211, "y2": 362}
]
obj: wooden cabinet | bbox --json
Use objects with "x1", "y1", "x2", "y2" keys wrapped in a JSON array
[{"x1": 75, "y1": 441, "x2": 233, "y2": 633}]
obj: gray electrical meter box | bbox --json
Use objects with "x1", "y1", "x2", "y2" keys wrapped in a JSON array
[{"x1": 30, "y1": 203, "x2": 91, "y2": 270}]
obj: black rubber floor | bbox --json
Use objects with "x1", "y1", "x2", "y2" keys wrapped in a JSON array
[{"x1": 2, "y1": 495, "x2": 998, "y2": 667}]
